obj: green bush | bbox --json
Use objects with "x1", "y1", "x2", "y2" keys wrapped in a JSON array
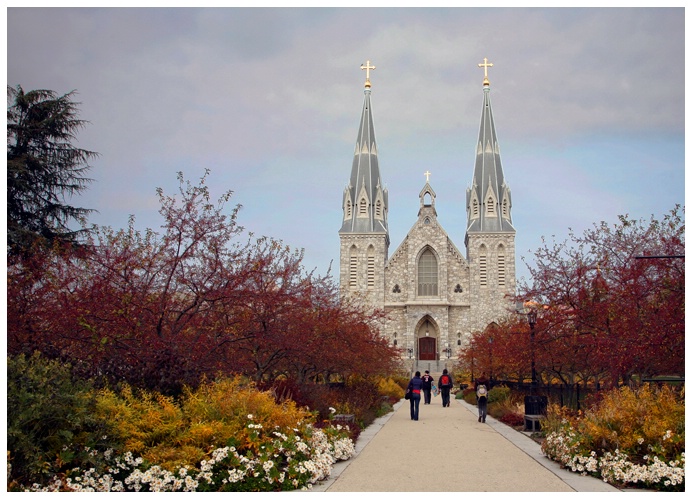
[
  {"x1": 487, "y1": 385, "x2": 510, "y2": 404},
  {"x1": 7, "y1": 353, "x2": 115, "y2": 488}
]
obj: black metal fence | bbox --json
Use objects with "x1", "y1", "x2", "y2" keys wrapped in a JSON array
[{"x1": 493, "y1": 380, "x2": 597, "y2": 411}]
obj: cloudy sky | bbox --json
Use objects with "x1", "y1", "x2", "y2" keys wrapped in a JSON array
[{"x1": 6, "y1": 6, "x2": 685, "y2": 286}]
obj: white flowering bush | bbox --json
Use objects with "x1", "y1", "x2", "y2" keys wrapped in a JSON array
[
  {"x1": 24, "y1": 421, "x2": 355, "y2": 492},
  {"x1": 541, "y1": 384, "x2": 684, "y2": 492}
]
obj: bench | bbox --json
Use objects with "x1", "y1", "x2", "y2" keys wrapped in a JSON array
[{"x1": 524, "y1": 414, "x2": 544, "y2": 432}]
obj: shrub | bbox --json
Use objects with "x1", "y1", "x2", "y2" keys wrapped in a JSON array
[
  {"x1": 499, "y1": 412, "x2": 526, "y2": 427},
  {"x1": 7, "y1": 352, "x2": 116, "y2": 489},
  {"x1": 377, "y1": 376, "x2": 405, "y2": 400},
  {"x1": 22, "y1": 374, "x2": 356, "y2": 492},
  {"x1": 541, "y1": 384, "x2": 685, "y2": 491},
  {"x1": 487, "y1": 384, "x2": 510, "y2": 404},
  {"x1": 490, "y1": 391, "x2": 524, "y2": 423},
  {"x1": 94, "y1": 376, "x2": 313, "y2": 472}
]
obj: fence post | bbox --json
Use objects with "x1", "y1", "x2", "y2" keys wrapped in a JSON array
[{"x1": 576, "y1": 383, "x2": 581, "y2": 411}]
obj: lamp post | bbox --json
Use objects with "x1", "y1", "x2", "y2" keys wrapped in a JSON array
[
  {"x1": 470, "y1": 340, "x2": 475, "y2": 382},
  {"x1": 488, "y1": 336, "x2": 494, "y2": 382},
  {"x1": 527, "y1": 308, "x2": 538, "y2": 393}
]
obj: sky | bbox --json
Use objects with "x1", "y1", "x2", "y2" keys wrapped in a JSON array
[{"x1": 5, "y1": 5, "x2": 686, "y2": 287}]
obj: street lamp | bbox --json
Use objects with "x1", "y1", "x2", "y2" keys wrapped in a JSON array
[
  {"x1": 488, "y1": 336, "x2": 494, "y2": 382},
  {"x1": 527, "y1": 308, "x2": 538, "y2": 392}
]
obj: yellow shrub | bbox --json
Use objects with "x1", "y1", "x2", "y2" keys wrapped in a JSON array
[
  {"x1": 94, "y1": 376, "x2": 316, "y2": 471},
  {"x1": 377, "y1": 377, "x2": 405, "y2": 399},
  {"x1": 143, "y1": 444, "x2": 206, "y2": 472},
  {"x1": 578, "y1": 384, "x2": 684, "y2": 456},
  {"x1": 94, "y1": 385, "x2": 184, "y2": 449}
]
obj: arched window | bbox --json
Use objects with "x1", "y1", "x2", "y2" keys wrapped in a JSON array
[
  {"x1": 418, "y1": 248, "x2": 438, "y2": 296},
  {"x1": 349, "y1": 245, "x2": 358, "y2": 289},
  {"x1": 497, "y1": 245, "x2": 506, "y2": 287},
  {"x1": 479, "y1": 245, "x2": 488, "y2": 287},
  {"x1": 367, "y1": 245, "x2": 375, "y2": 289},
  {"x1": 486, "y1": 195, "x2": 495, "y2": 215},
  {"x1": 359, "y1": 197, "x2": 368, "y2": 216}
]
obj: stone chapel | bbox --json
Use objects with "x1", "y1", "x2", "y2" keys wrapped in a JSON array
[{"x1": 338, "y1": 59, "x2": 516, "y2": 373}]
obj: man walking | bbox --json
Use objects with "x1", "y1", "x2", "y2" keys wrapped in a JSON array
[
  {"x1": 438, "y1": 369, "x2": 454, "y2": 407},
  {"x1": 421, "y1": 370, "x2": 434, "y2": 404}
]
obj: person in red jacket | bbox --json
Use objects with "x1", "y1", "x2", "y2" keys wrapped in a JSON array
[{"x1": 438, "y1": 369, "x2": 454, "y2": 407}]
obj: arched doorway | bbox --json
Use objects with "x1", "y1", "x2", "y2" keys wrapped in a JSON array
[{"x1": 416, "y1": 316, "x2": 437, "y2": 361}]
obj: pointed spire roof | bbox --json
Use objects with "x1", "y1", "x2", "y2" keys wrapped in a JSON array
[
  {"x1": 466, "y1": 58, "x2": 515, "y2": 236},
  {"x1": 339, "y1": 61, "x2": 389, "y2": 240}
]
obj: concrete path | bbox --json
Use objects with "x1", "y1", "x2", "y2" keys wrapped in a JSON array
[{"x1": 311, "y1": 397, "x2": 619, "y2": 492}]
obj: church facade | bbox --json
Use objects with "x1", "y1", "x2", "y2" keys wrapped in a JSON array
[{"x1": 338, "y1": 60, "x2": 516, "y2": 372}]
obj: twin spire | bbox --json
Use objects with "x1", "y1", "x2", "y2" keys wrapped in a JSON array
[{"x1": 340, "y1": 58, "x2": 513, "y2": 240}]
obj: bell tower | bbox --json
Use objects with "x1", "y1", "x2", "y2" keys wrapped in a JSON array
[
  {"x1": 339, "y1": 61, "x2": 389, "y2": 306},
  {"x1": 465, "y1": 58, "x2": 517, "y2": 329}
]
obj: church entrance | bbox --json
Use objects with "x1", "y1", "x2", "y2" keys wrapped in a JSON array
[
  {"x1": 419, "y1": 337, "x2": 436, "y2": 361},
  {"x1": 416, "y1": 316, "x2": 438, "y2": 361}
]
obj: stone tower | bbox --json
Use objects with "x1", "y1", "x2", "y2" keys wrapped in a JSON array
[
  {"x1": 338, "y1": 61, "x2": 389, "y2": 308},
  {"x1": 465, "y1": 58, "x2": 517, "y2": 329}
]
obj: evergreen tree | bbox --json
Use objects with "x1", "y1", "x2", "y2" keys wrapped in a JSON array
[{"x1": 7, "y1": 85, "x2": 97, "y2": 255}]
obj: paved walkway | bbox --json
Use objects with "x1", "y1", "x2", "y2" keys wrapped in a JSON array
[{"x1": 311, "y1": 397, "x2": 620, "y2": 492}]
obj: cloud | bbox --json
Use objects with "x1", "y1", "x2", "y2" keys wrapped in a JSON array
[{"x1": 7, "y1": 7, "x2": 685, "y2": 285}]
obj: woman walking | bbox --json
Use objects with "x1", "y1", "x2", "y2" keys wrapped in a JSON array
[{"x1": 406, "y1": 371, "x2": 424, "y2": 421}]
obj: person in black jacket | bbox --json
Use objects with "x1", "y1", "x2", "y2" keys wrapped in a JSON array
[
  {"x1": 438, "y1": 369, "x2": 454, "y2": 407},
  {"x1": 421, "y1": 370, "x2": 434, "y2": 404},
  {"x1": 406, "y1": 371, "x2": 424, "y2": 420}
]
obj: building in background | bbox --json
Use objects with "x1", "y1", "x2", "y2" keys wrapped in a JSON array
[{"x1": 339, "y1": 59, "x2": 516, "y2": 373}]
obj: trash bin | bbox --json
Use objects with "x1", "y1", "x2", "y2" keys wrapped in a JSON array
[{"x1": 524, "y1": 395, "x2": 548, "y2": 415}]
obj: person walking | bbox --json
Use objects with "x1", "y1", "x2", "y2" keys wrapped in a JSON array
[
  {"x1": 475, "y1": 372, "x2": 490, "y2": 423},
  {"x1": 406, "y1": 371, "x2": 424, "y2": 420},
  {"x1": 421, "y1": 370, "x2": 434, "y2": 404},
  {"x1": 438, "y1": 369, "x2": 454, "y2": 407}
]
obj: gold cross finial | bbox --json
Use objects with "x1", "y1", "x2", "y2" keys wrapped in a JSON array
[
  {"x1": 478, "y1": 57, "x2": 494, "y2": 86},
  {"x1": 424, "y1": 170, "x2": 431, "y2": 182},
  {"x1": 361, "y1": 60, "x2": 376, "y2": 88}
]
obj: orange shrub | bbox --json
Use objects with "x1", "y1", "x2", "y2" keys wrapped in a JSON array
[{"x1": 94, "y1": 376, "x2": 315, "y2": 471}]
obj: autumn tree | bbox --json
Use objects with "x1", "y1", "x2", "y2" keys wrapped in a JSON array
[
  {"x1": 7, "y1": 171, "x2": 401, "y2": 395},
  {"x1": 7, "y1": 85, "x2": 97, "y2": 255},
  {"x1": 516, "y1": 207, "x2": 684, "y2": 388}
]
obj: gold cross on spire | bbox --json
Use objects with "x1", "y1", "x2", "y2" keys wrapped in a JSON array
[
  {"x1": 361, "y1": 60, "x2": 376, "y2": 88},
  {"x1": 424, "y1": 170, "x2": 431, "y2": 182},
  {"x1": 478, "y1": 57, "x2": 494, "y2": 86}
]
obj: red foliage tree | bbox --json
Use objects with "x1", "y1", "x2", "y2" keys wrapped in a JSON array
[
  {"x1": 456, "y1": 207, "x2": 684, "y2": 390},
  {"x1": 517, "y1": 207, "x2": 684, "y2": 388},
  {"x1": 7, "y1": 171, "x2": 401, "y2": 394}
]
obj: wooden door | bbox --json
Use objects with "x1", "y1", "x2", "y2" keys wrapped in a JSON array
[{"x1": 419, "y1": 337, "x2": 436, "y2": 361}]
